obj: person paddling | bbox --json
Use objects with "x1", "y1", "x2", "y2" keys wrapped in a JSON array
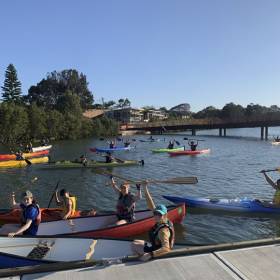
[
  {"x1": 79, "y1": 155, "x2": 88, "y2": 166},
  {"x1": 8, "y1": 190, "x2": 41, "y2": 237},
  {"x1": 188, "y1": 140, "x2": 198, "y2": 151},
  {"x1": 261, "y1": 171, "x2": 280, "y2": 206},
  {"x1": 124, "y1": 138, "x2": 131, "y2": 147},
  {"x1": 55, "y1": 189, "x2": 77, "y2": 219},
  {"x1": 15, "y1": 150, "x2": 25, "y2": 161},
  {"x1": 109, "y1": 140, "x2": 116, "y2": 149},
  {"x1": 167, "y1": 140, "x2": 175, "y2": 149},
  {"x1": 110, "y1": 177, "x2": 141, "y2": 225},
  {"x1": 131, "y1": 182, "x2": 174, "y2": 261}
]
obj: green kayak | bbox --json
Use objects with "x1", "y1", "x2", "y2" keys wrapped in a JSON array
[
  {"x1": 42, "y1": 160, "x2": 144, "y2": 169},
  {"x1": 152, "y1": 147, "x2": 185, "y2": 153}
]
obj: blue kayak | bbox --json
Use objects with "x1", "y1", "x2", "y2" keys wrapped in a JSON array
[
  {"x1": 163, "y1": 195, "x2": 280, "y2": 214},
  {"x1": 90, "y1": 146, "x2": 133, "y2": 153}
]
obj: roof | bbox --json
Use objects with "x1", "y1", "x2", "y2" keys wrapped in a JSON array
[{"x1": 83, "y1": 109, "x2": 105, "y2": 119}]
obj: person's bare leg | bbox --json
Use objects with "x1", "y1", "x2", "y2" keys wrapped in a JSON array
[{"x1": 131, "y1": 240, "x2": 145, "y2": 255}]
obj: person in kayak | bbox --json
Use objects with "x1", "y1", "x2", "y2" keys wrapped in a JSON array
[
  {"x1": 188, "y1": 140, "x2": 198, "y2": 151},
  {"x1": 109, "y1": 140, "x2": 116, "y2": 149},
  {"x1": 79, "y1": 155, "x2": 88, "y2": 166},
  {"x1": 15, "y1": 150, "x2": 25, "y2": 160},
  {"x1": 8, "y1": 190, "x2": 41, "y2": 237},
  {"x1": 167, "y1": 140, "x2": 175, "y2": 149},
  {"x1": 55, "y1": 189, "x2": 77, "y2": 219},
  {"x1": 274, "y1": 136, "x2": 280, "y2": 142},
  {"x1": 131, "y1": 182, "x2": 174, "y2": 261},
  {"x1": 261, "y1": 171, "x2": 280, "y2": 205},
  {"x1": 104, "y1": 152, "x2": 125, "y2": 164},
  {"x1": 110, "y1": 177, "x2": 142, "y2": 225},
  {"x1": 124, "y1": 139, "x2": 131, "y2": 147}
]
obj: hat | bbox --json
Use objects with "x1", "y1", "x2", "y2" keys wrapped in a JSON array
[
  {"x1": 21, "y1": 190, "x2": 33, "y2": 198},
  {"x1": 154, "y1": 204, "x2": 167, "y2": 216}
]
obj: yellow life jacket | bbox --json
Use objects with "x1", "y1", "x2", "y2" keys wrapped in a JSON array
[
  {"x1": 62, "y1": 196, "x2": 77, "y2": 217},
  {"x1": 273, "y1": 190, "x2": 280, "y2": 205}
]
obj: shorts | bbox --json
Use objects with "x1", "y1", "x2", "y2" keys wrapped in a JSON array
[{"x1": 143, "y1": 242, "x2": 156, "y2": 253}]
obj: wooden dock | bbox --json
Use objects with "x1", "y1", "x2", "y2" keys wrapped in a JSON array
[{"x1": 3, "y1": 238, "x2": 280, "y2": 280}]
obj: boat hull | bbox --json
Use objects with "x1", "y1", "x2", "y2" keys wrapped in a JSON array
[
  {"x1": 0, "y1": 150, "x2": 49, "y2": 161},
  {"x1": 152, "y1": 147, "x2": 185, "y2": 153},
  {"x1": 32, "y1": 145, "x2": 52, "y2": 152},
  {"x1": 168, "y1": 149, "x2": 210, "y2": 156},
  {"x1": 0, "y1": 157, "x2": 49, "y2": 168}
]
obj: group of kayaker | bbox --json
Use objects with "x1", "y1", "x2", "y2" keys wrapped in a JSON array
[{"x1": 7, "y1": 178, "x2": 174, "y2": 262}]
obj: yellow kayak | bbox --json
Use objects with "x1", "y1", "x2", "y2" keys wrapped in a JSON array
[{"x1": 0, "y1": 157, "x2": 49, "y2": 168}]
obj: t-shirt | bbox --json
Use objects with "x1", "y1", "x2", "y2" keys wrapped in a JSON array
[{"x1": 21, "y1": 204, "x2": 39, "y2": 235}]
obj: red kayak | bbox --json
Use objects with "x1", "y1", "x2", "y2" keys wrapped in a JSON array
[
  {"x1": 0, "y1": 208, "x2": 96, "y2": 224},
  {"x1": 169, "y1": 148, "x2": 210, "y2": 156},
  {"x1": 0, "y1": 150, "x2": 49, "y2": 161}
]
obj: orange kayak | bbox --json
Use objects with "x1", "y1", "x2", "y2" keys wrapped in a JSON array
[
  {"x1": 0, "y1": 150, "x2": 49, "y2": 161},
  {"x1": 0, "y1": 208, "x2": 96, "y2": 224}
]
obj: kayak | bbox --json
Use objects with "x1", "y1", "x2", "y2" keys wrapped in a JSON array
[
  {"x1": 42, "y1": 159, "x2": 144, "y2": 169},
  {"x1": 272, "y1": 141, "x2": 280, "y2": 145},
  {"x1": 0, "y1": 208, "x2": 97, "y2": 224},
  {"x1": 0, "y1": 236, "x2": 134, "y2": 269},
  {"x1": 163, "y1": 195, "x2": 280, "y2": 214},
  {"x1": 139, "y1": 139, "x2": 161, "y2": 143},
  {"x1": 0, "y1": 157, "x2": 49, "y2": 168},
  {"x1": 0, "y1": 204, "x2": 185, "y2": 238},
  {"x1": 152, "y1": 147, "x2": 185, "y2": 153},
  {"x1": 0, "y1": 150, "x2": 49, "y2": 161},
  {"x1": 32, "y1": 145, "x2": 52, "y2": 152},
  {"x1": 168, "y1": 149, "x2": 210, "y2": 156},
  {"x1": 90, "y1": 146, "x2": 133, "y2": 153}
]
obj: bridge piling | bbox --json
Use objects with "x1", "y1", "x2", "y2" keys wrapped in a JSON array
[
  {"x1": 223, "y1": 128, "x2": 226, "y2": 137},
  {"x1": 192, "y1": 129, "x2": 196, "y2": 136},
  {"x1": 261, "y1": 127, "x2": 264, "y2": 140},
  {"x1": 219, "y1": 128, "x2": 222, "y2": 137},
  {"x1": 265, "y1": 127, "x2": 268, "y2": 140}
]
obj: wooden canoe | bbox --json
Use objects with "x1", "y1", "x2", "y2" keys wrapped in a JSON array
[
  {"x1": 0, "y1": 236, "x2": 133, "y2": 269},
  {"x1": 0, "y1": 150, "x2": 49, "y2": 161},
  {"x1": 0, "y1": 204, "x2": 186, "y2": 238},
  {"x1": 0, "y1": 208, "x2": 97, "y2": 225}
]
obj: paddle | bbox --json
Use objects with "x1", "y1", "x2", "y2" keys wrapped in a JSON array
[
  {"x1": 260, "y1": 168, "x2": 280, "y2": 173},
  {"x1": 47, "y1": 180, "x2": 60, "y2": 208},
  {"x1": 175, "y1": 140, "x2": 180, "y2": 146},
  {"x1": 24, "y1": 158, "x2": 32, "y2": 165},
  {"x1": 94, "y1": 169, "x2": 198, "y2": 185}
]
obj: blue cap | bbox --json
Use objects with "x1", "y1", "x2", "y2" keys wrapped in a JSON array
[{"x1": 154, "y1": 204, "x2": 167, "y2": 215}]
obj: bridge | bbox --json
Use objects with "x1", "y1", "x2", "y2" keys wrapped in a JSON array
[{"x1": 123, "y1": 117, "x2": 280, "y2": 140}]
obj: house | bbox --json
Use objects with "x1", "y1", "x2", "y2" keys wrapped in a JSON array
[{"x1": 105, "y1": 107, "x2": 143, "y2": 123}]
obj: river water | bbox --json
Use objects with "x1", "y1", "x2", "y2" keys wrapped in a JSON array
[{"x1": 1, "y1": 127, "x2": 280, "y2": 245}]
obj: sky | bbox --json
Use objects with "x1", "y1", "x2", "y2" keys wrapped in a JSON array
[{"x1": 0, "y1": 0, "x2": 280, "y2": 112}]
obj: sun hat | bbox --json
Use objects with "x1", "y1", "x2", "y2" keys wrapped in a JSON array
[
  {"x1": 154, "y1": 204, "x2": 167, "y2": 215},
  {"x1": 21, "y1": 190, "x2": 33, "y2": 198}
]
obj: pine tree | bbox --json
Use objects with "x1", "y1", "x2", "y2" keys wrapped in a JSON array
[{"x1": 1, "y1": 64, "x2": 22, "y2": 103}]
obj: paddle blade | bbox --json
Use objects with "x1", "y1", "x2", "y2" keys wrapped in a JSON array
[
  {"x1": 157, "y1": 177, "x2": 198, "y2": 185},
  {"x1": 175, "y1": 141, "x2": 180, "y2": 146},
  {"x1": 89, "y1": 148, "x2": 97, "y2": 153}
]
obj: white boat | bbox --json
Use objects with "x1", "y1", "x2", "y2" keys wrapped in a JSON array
[
  {"x1": 272, "y1": 141, "x2": 280, "y2": 145},
  {"x1": 32, "y1": 145, "x2": 52, "y2": 152},
  {"x1": 0, "y1": 236, "x2": 133, "y2": 269}
]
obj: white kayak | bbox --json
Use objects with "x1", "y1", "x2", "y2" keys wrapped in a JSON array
[
  {"x1": 0, "y1": 236, "x2": 133, "y2": 269},
  {"x1": 32, "y1": 145, "x2": 52, "y2": 152}
]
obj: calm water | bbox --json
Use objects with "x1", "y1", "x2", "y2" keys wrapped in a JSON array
[{"x1": 1, "y1": 127, "x2": 280, "y2": 245}]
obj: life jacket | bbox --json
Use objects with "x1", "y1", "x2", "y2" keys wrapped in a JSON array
[
  {"x1": 116, "y1": 193, "x2": 135, "y2": 221},
  {"x1": 62, "y1": 196, "x2": 77, "y2": 217},
  {"x1": 21, "y1": 203, "x2": 41, "y2": 226},
  {"x1": 273, "y1": 190, "x2": 280, "y2": 205},
  {"x1": 149, "y1": 220, "x2": 175, "y2": 250}
]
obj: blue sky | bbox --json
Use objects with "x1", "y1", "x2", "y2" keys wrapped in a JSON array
[{"x1": 0, "y1": 0, "x2": 280, "y2": 112}]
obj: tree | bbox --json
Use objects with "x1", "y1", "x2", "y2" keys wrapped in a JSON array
[
  {"x1": 26, "y1": 69, "x2": 94, "y2": 109},
  {"x1": 28, "y1": 103, "x2": 47, "y2": 140},
  {"x1": 1, "y1": 64, "x2": 22, "y2": 103}
]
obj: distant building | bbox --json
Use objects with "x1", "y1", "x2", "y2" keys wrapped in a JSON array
[
  {"x1": 141, "y1": 108, "x2": 168, "y2": 122},
  {"x1": 169, "y1": 103, "x2": 191, "y2": 118},
  {"x1": 105, "y1": 107, "x2": 143, "y2": 123}
]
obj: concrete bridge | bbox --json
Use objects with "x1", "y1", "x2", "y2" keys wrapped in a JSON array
[{"x1": 124, "y1": 117, "x2": 280, "y2": 140}]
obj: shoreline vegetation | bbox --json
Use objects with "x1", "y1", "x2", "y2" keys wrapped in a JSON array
[{"x1": 1, "y1": 64, "x2": 280, "y2": 145}]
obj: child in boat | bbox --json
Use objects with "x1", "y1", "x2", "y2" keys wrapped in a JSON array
[
  {"x1": 167, "y1": 140, "x2": 175, "y2": 149},
  {"x1": 110, "y1": 177, "x2": 142, "y2": 225},
  {"x1": 131, "y1": 182, "x2": 174, "y2": 261},
  {"x1": 261, "y1": 171, "x2": 280, "y2": 206},
  {"x1": 188, "y1": 140, "x2": 198, "y2": 151},
  {"x1": 8, "y1": 190, "x2": 41, "y2": 237},
  {"x1": 55, "y1": 189, "x2": 77, "y2": 219}
]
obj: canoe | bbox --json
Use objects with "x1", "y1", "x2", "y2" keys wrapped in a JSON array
[
  {"x1": 163, "y1": 195, "x2": 280, "y2": 214},
  {"x1": 152, "y1": 147, "x2": 185, "y2": 153},
  {"x1": 0, "y1": 150, "x2": 49, "y2": 161},
  {"x1": 42, "y1": 159, "x2": 144, "y2": 169},
  {"x1": 90, "y1": 146, "x2": 133, "y2": 153},
  {"x1": 0, "y1": 236, "x2": 133, "y2": 269},
  {"x1": 0, "y1": 208, "x2": 97, "y2": 224},
  {"x1": 168, "y1": 149, "x2": 210, "y2": 156},
  {"x1": 0, "y1": 157, "x2": 49, "y2": 168},
  {"x1": 0, "y1": 204, "x2": 185, "y2": 238},
  {"x1": 32, "y1": 145, "x2": 52, "y2": 152}
]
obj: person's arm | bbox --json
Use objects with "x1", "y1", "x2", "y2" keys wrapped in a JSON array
[
  {"x1": 152, "y1": 227, "x2": 171, "y2": 257},
  {"x1": 11, "y1": 192, "x2": 20, "y2": 208},
  {"x1": 111, "y1": 177, "x2": 121, "y2": 194},
  {"x1": 55, "y1": 191, "x2": 62, "y2": 205},
  {"x1": 134, "y1": 184, "x2": 142, "y2": 201},
  {"x1": 62, "y1": 199, "x2": 73, "y2": 219},
  {"x1": 143, "y1": 183, "x2": 155, "y2": 211},
  {"x1": 8, "y1": 219, "x2": 33, "y2": 237},
  {"x1": 262, "y1": 171, "x2": 277, "y2": 190}
]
